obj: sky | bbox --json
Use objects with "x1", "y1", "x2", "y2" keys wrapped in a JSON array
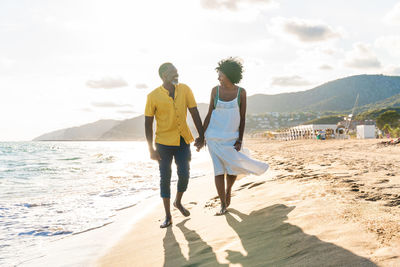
[{"x1": 1, "y1": 0, "x2": 400, "y2": 141}]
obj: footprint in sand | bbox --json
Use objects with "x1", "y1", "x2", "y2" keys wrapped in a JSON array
[
  {"x1": 375, "y1": 179, "x2": 390, "y2": 184},
  {"x1": 350, "y1": 184, "x2": 360, "y2": 192},
  {"x1": 247, "y1": 181, "x2": 266, "y2": 189},
  {"x1": 357, "y1": 193, "x2": 369, "y2": 199},
  {"x1": 384, "y1": 195, "x2": 400, "y2": 207},
  {"x1": 204, "y1": 196, "x2": 219, "y2": 208},
  {"x1": 365, "y1": 195, "x2": 382, "y2": 201},
  {"x1": 240, "y1": 182, "x2": 253, "y2": 188}
]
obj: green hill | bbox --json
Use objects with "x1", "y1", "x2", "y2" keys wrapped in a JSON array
[
  {"x1": 247, "y1": 74, "x2": 400, "y2": 113},
  {"x1": 355, "y1": 107, "x2": 400, "y2": 121}
]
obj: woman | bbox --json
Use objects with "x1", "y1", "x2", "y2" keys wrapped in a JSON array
[{"x1": 203, "y1": 57, "x2": 269, "y2": 215}]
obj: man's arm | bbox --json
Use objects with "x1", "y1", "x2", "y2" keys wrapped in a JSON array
[
  {"x1": 145, "y1": 116, "x2": 161, "y2": 160},
  {"x1": 188, "y1": 107, "x2": 204, "y2": 150}
]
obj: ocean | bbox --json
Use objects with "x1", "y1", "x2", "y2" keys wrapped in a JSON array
[{"x1": 0, "y1": 141, "x2": 208, "y2": 266}]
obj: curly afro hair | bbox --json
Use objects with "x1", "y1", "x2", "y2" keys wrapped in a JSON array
[{"x1": 215, "y1": 57, "x2": 243, "y2": 84}]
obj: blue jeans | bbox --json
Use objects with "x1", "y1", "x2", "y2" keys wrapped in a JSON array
[{"x1": 156, "y1": 137, "x2": 191, "y2": 198}]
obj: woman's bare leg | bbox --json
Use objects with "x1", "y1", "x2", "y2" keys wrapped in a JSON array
[
  {"x1": 226, "y1": 174, "x2": 237, "y2": 207},
  {"x1": 215, "y1": 174, "x2": 227, "y2": 215}
]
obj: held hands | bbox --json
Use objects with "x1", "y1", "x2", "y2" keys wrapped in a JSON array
[
  {"x1": 234, "y1": 139, "x2": 242, "y2": 151},
  {"x1": 194, "y1": 136, "x2": 205, "y2": 152}
]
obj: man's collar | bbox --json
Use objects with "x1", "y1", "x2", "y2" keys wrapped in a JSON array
[{"x1": 160, "y1": 84, "x2": 178, "y2": 92}]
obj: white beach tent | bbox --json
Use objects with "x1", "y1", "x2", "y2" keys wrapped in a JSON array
[{"x1": 278, "y1": 124, "x2": 339, "y2": 140}]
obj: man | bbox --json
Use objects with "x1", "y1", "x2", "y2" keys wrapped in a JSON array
[{"x1": 145, "y1": 62, "x2": 204, "y2": 228}]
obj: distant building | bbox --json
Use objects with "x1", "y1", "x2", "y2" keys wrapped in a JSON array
[{"x1": 357, "y1": 125, "x2": 376, "y2": 139}]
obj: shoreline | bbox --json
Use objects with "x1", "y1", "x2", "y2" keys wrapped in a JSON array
[
  {"x1": 19, "y1": 193, "x2": 161, "y2": 266},
  {"x1": 18, "y1": 150, "x2": 213, "y2": 267}
]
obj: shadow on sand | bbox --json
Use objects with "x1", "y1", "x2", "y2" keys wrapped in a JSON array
[
  {"x1": 163, "y1": 218, "x2": 228, "y2": 266},
  {"x1": 163, "y1": 204, "x2": 376, "y2": 266},
  {"x1": 225, "y1": 204, "x2": 376, "y2": 266}
]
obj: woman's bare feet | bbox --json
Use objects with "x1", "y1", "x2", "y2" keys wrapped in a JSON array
[
  {"x1": 173, "y1": 202, "x2": 190, "y2": 217},
  {"x1": 160, "y1": 216, "x2": 172, "y2": 228},
  {"x1": 226, "y1": 190, "x2": 232, "y2": 207},
  {"x1": 215, "y1": 205, "x2": 227, "y2": 216}
]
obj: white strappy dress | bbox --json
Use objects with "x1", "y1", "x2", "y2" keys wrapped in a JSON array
[{"x1": 205, "y1": 87, "x2": 269, "y2": 176}]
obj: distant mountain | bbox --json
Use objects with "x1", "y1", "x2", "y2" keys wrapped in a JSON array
[
  {"x1": 247, "y1": 74, "x2": 400, "y2": 113},
  {"x1": 33, "y1": 104, "x2": 209, "y2": 141},
  {"x1": 100, "y1": 116, "x2": 144, "y2": 140},
  {"x1": 33, "y1": 120, "x2": 120, "y2": 141}
]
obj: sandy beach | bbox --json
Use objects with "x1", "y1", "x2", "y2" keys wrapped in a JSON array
[{"x1": 96, "y1": 138, "x2": 400, "y2": 266}]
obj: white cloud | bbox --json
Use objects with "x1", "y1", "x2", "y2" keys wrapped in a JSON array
[
  {"x1": 86, "y1": 77, "x2": 128, "y2": 89},
  {"x1": 320, "y1": 47, "x2": 339, "y2": 55},
  {"x1": 135, "y1": 83, "x2": 148, "y2": 89},
  {"x1": 270, "y1": 17, "x2": 342, "y2": 43},
  {"x1": 279, "y1": 46, "x2": 340, "y2": 78},
  {"x1": 201, "y1": 0, "x2": 277, "y2": 11},
  {"x1": 375, "y1": 35, "x2": 400, "y2": 57},
  {"x1": 384, "y1": 2, "x2": 400, "y2": 26},
  {"x1": 81, "y1": 107, "x2": 93, "y2": 112},
  {"x1": 344, "y1": 43, "x2": 381, "y2": 69},
  {"x1": 271, "y1": 75, "x2": 312, "y2": 87},
  {"x1": 319, "y1": 64, "x2": 333, "y2": 70},
  {"x1": 383, "y1": 64, "x2": 400, "y2": 75}
]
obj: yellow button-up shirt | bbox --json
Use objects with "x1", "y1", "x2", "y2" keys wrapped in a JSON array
[{"x1": 145, "y1": 83, "x2": 197, "y2": 146}]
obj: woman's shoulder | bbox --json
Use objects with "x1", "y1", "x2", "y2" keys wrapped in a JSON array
[
  {"x1": 211, "y1": 86, "x2": 218, "y2": 95},
  {"x1": 238, "y1": 86, "x2": 246, "y2": 92},
  {"x1": 238, "y1": 86, "x2": 247, "y2": 95}
]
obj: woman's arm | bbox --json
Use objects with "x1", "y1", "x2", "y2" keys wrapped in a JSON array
[
  {"x1": 203, "y1": 87, "x2": 217, "y2": 133},
  {"x1": 234, "y1": 88, "x2": 247, "y2": 151}
]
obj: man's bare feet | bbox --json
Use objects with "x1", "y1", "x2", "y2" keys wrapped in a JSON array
[
  {"x1": 160, "y1": 217, "x2": 172, "y2": 228},
  {"x1": 215, "y1": 205, "x2": 227, "y2": 216},
  {"x1": 173, "y1": 202, "x2": 190, "y2": 217}
]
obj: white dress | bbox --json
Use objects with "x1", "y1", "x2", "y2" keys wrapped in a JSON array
[{"x1": 205, "y1": 87, "x2": 269, "y2": 176}]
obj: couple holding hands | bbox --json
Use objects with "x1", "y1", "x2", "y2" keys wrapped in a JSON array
[{"x1": 145, "y1": 58, "x2": 269, "y2": 228}]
